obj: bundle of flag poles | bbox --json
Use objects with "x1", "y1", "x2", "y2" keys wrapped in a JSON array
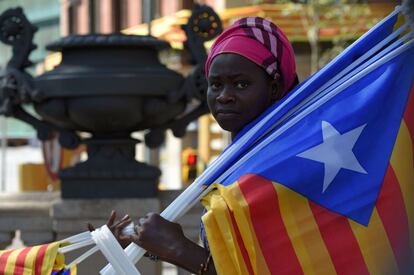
[{"x1": 1, "y1": 1, "x2": 413, "y2": 274}]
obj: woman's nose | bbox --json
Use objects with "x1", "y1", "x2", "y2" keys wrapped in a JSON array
[{"x1": 216, "y1": 86, "x2": 235, "y2": 104}]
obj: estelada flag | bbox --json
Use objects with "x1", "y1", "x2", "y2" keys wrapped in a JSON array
[
  {"x1": 201, "y1": 9, "x2": 414, "y2": 275},
  {"x1": 0, "y1": 242, "x2": 76, "y2": 275}
]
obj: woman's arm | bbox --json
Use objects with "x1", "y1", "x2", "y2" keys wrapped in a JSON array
[
  {"x1": 87, "y1": 210, "x2": 132, "y2": 248},
  {"x1": 130, "y1": 213, "x2": 216, "y2": 274}
]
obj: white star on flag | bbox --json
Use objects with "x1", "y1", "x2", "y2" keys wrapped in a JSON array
[{"x1": 297, "y1": 121, "x2": 368, "y2": 193}]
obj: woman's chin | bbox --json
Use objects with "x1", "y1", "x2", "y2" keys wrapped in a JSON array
[{"x1": 215, "y1": 119, "x2": 242, "y2": 134}]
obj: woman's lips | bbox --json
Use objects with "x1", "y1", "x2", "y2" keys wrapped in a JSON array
[
  {"x1": 215, "y1": 110, "x2": 239, "y2": 118},
  {"x1": 216, "y1": 109, "x2": 239, "y2": 114}
]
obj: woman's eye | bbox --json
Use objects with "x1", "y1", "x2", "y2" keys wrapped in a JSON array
[
  {"x1": 209, "y1": 82, "x2": 221, "y2": 90},
  {"x1": 235, "y1": 81, "x2": 249, "y2": 89}
]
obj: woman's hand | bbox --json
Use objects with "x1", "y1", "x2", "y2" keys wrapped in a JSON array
[
  {"x1": 89, "y1": 211, "x2": 216, "y2": 274},
  {"x1": 87, "y1": 210, "x2": 132, "y2": 248},
  {"x1": 130, "y1": 213, "x2": 187, "y2": 262}
]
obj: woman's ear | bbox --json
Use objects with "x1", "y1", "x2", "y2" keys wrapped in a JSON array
[{"x1": 270, "y1": 74, "x2": 284, "y2": 103}]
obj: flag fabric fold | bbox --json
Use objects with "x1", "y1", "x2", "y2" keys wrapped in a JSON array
[
  {"x1": 0, "y1": 242, "x2": 76, "y2": 275},
  {"x1": 201, "y1": 6, "x2": 414, "y2": 275}
]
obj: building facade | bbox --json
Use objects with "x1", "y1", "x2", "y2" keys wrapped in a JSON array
[
  {"x1": 60, "y1": 0, "x2": 195, "y2": 35},
  {"x1": 0, "y1": 0, "x2": 62, "y2": 192}
]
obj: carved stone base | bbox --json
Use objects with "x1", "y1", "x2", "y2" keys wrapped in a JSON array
[
  {"x1": 59, "y1": 139, "x2": 161, "y2": 198},
  {"x1": 60, "y1": 177, "x2": 159, "y2": 199}
]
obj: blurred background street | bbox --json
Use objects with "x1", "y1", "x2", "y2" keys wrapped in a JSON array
[{"x1": 0, "y1": 0, "x2": 400, "y2": 273}]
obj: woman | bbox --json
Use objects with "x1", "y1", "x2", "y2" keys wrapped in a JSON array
[{"x1": 105, "y1": 17, "x2": 298, "y2": 274}]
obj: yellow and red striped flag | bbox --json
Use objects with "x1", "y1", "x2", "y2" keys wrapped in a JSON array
[
  {"x1": 201, "y1": 7, "x2": 414, "y2": 275},
  {"x1": 0, "y1": 242, "x2": 76, "y2": 275}
]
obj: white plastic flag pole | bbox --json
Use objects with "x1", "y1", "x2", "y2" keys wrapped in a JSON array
[
  {"x1": 92, "y1": 225, "x2": 141, "y2": 275},
  {"x1": 66, "y1": 246, "x2": 100, "y2": 269},
  {"x1": 58, "y1": 239, "x2": 95, "y2": 254},
  {"x1": 61, "y1": 231, "x2": 92, "y2": 244}
]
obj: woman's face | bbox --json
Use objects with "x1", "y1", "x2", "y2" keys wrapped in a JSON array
[{"x1": 207, "y1": 53, "x2": 279, "y2": 136}]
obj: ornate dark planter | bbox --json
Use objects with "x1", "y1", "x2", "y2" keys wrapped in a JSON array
[{"x1": 0, "y1": 6, "x2": 222, "y2": 198}]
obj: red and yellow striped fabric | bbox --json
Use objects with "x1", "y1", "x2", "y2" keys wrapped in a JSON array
[
  {"x1": 0, "y1": 242, "x2": 76, "y2": 275},
  {"x1": 202, "y1": 86, "x2": 414, "y2": 275}
]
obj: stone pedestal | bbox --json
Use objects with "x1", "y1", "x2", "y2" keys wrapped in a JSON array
[
  {"x1": 51, "y1": 198, "x2": 161, "y2": 274},
  {"x1": 0, "y1": 192, "x2": 57, "y2": 248},
  {"x1": 59, "y1": 140, "x2": 161, "y2": 199}
]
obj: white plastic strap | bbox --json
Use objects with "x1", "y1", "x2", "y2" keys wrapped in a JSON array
[
  {"x1": 61, "y1": 231, "x2": 91, "y2": 244},
  {"x1": 92, "y1": 225, "x2": 140, "y2": 275},
  {"x1": 58, "y1": 238, "x2": 95, "y2": 254}
]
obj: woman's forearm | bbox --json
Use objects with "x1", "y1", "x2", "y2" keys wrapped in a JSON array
[
  {"x1": 128, "y1": 213, "x2": 216, "y2": 274},
  {"x1": 164, "y1": 236, "x2": 216, "y2": 275}
]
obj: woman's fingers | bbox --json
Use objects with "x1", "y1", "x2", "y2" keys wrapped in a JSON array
[
  {"x1": 107, "y1": 211, "x2": 131, "y2": 228},
  {"x1": 87, "y1": 211, "x2": 131, "y2": 240},
  {"x1": 121, "y1": 214, "x2": 130, "y2": 221},
  {"x1": 112, "y1": 217, "x2": 132, "y2": 238},
  {"x1": 87, "y1": 223, "x2": 95, "y2": 232},
  {"x1": 117, "y1": 218, "x2": 132, "y2": 230},
  {"x1": 113, "y1": 215, "x2": 131, "y2": 228},
  {"x1": 106, "y1": 210, "x2": 117, "y2": 227}
]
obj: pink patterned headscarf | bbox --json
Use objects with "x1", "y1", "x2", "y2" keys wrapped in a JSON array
[{"x1": 205, "y1": 17, "x2": 298, "y2": 95}]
